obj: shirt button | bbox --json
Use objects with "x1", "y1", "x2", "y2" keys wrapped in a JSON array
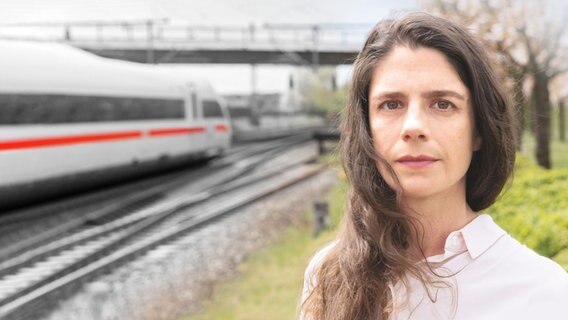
[{"x1": 446, "y1": 233, "x2": 463, "y2": 252}]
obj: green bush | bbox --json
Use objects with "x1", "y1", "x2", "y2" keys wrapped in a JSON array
[{"x1": 489, "y1": 154, "x2": 568, "y2": 269}]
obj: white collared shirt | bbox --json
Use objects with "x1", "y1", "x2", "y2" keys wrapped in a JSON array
[{"x1": 301, "y1": 214, "x2": 568, "y2": 319}]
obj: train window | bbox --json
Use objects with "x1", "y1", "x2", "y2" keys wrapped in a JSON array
[
  {"x1": 227, "y1": 106, "x2": 252, "y2": 118},
  {"x1": 0, "y1": 94, "x2": 186, "y2": 124},
  {"x1": 163, "y1": 100, "x2": 185, "y2": 118},
  {"x1": 202, "y1": 100, "x2": 224, "y2": 118}
]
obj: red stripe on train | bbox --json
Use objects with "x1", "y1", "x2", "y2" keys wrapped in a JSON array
[
  {"x1": 148, "y1": 126, "x2": 206, "y2": 136},
  {"x1": 0, "y1": 131, "x2": 142, "y2": 151},
  {"x1": 0, "y1": 125, "x2": 222, "y2": 151},
  {"x1": 215, "y1": 124, "x2": 229, "y2": 132}
]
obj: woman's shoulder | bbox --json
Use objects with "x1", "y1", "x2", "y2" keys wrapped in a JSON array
[
  {"x1": 478, "y1": 217, "x2": 567, "y2": 281},
  {"x1": 302, "y1": 241, "x2": 338, "y2": 301},
  {"x1": 304, "y1": 241, "x2": 337, "y2": 282},
  {"x1": 504, "y1": 235, "x2": 566, "y2": 274},
  {"x1": 502, "y1": 239, "x2": 568, "y2": 316},
  {"x1": 496, "y1": 234, "x2": 568, "y2": 291}
]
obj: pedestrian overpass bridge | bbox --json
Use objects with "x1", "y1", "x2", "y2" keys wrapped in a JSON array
[{"x1": 1, "y1": 20, "x2": 369, "y2": 65}]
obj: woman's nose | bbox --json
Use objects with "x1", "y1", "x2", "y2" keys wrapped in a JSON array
[{"x1": 401, "y1": 104, "x2": 428, "y2": 142}]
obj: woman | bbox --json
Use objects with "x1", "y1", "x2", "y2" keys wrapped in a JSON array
[{"x1": 300, "y1": 12, "x2": 568, "y2": 320}]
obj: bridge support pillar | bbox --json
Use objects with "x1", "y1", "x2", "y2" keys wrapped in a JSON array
[
  {"x1": 250, "y1": 64, "x2": 260, "y2": 126},
  {"x1": 311, "y1": 26, "x2": 320, "y2": 71},
  {"x1": 146, "y1": 20, "x2": 155, "y2": 64}
]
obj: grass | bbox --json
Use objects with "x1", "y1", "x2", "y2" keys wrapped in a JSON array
[
  {"x1": 182, "y1": 168, "x2": 347, "y2": 320},
  {"x1": 181, "y1": 228, "x2": 329, "y2": 320},
  {"x1": 521, "y1": 131, "x2": 568, "y2": 168}
]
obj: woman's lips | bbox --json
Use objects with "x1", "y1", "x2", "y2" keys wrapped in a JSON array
[{"x1": 396, "y1": 155, "x2": 439, "y2": 168}]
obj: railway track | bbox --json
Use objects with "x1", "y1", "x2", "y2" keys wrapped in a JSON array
[
  {"x1": 0, "y1": 135, "x2": 324, "y2": 320},
  {"x1": 0, "y1": 133, "x2": 310, "y2": 255}
]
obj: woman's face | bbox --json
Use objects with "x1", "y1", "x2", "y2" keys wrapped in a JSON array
[{"x1": 368, "y1": 45, "x2": 480, "y2": 201}]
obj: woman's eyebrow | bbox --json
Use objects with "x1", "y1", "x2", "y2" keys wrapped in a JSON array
[
  {"x1": 369, "y1": 91, "x2": 406, "y2": 102},
  {"x1": 422, "y1": 90, "x2": 467, "y2": 100},
  {"x1": 370, "y1": 90, "x2": 467, "y2": 102}
]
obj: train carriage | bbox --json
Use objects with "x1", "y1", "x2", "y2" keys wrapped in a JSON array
[{"x1": 0, "y1": 40, "x2": 231, "y2": 209}]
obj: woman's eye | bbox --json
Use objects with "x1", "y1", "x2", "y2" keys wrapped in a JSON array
[
  {"x1": 433, "y1": 100, "x2": 454, "y2": 110},
  {"x1": 380, "y1": 101, "x2": 401, "y2": 110}
]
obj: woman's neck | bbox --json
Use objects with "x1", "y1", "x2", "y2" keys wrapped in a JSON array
[{"x1": 401, "y1": 192, "x2": 477, "y2": 260}]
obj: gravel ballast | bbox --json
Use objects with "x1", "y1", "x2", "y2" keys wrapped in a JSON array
[{"x1": 41, "y1": 169, "x2": 337, "y2": 320}]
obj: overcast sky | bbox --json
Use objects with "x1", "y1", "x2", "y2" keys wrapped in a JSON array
[
  {"x1": 0, "y1": 0, "x2": 418, "y2": 25},
  {"x1": 1, "y1": 0, "x2": 563, "y2": 25}
]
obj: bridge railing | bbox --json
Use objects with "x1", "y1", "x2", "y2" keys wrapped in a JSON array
[{"x1": 0, "y1": 21, "x2": 370, "y2": 51}]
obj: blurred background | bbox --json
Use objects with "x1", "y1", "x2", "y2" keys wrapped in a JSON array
[
  {"x1": 0, "y1": 1, "x2": 566, "y2": 320},
  {"x1": 0, "y1": 0, "x2": 566, "y2": 168}
]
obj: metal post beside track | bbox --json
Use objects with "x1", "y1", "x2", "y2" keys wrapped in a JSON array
[{"x1": 313, "y1": 200, "x2": 329, "y2": 237}]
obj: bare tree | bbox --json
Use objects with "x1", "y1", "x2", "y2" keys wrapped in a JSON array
[
  {"x1": 487, "y1": 2, "x2": 529, "y2": 151},
  {"x1": 517, "y1": 18, "x2": 567, "y2": 168},
  {"x1": 559, "y1": 99, "x2": 566, "y2": 142}
]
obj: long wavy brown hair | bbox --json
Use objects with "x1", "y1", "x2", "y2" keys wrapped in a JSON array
[{"x1": 300, "y1": 12, "x2": 515, "y2": 320}]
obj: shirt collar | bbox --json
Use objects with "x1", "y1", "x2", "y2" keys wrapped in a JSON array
[
  {"x1": 426, "y1": 214, "x2": 506, "y2": 264},
  {"x1": 460, "y1": 214, "x2": 506, "y2": 259}
]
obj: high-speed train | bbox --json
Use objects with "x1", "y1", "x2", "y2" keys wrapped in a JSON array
[{"x1": 0, "y1": 40, "x2": 231, "y2": 210}]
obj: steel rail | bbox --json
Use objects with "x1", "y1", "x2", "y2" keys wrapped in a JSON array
[
  {"x1": 0, "y1": 134, "x2": 310, "y2": 260},
  {"x1": 0, "y1": 163, "x2": 325, "y2": 320},
  {"x1": 0, "y1": 140, "x2": 317, "y2": 279}
]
